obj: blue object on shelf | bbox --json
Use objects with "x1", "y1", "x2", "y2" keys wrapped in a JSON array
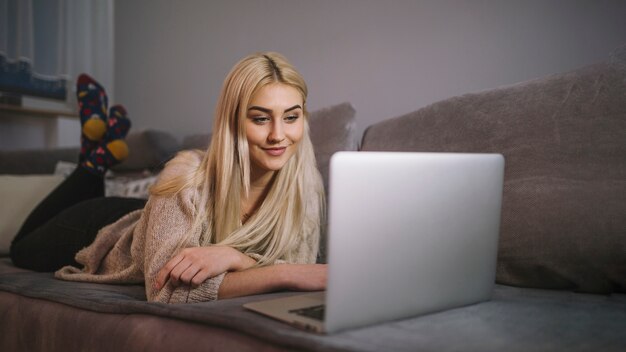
[{"x1": 0, "y1": 53, "x2": 67, "y2": 101}]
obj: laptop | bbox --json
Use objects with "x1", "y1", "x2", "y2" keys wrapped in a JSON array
[{"x1": 244, "y1": 151, "x2": 505, "y2": 334}]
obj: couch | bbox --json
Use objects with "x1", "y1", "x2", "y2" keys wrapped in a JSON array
[{"x1": 1, "y1": 46, "x2": 625, "y2": 351}]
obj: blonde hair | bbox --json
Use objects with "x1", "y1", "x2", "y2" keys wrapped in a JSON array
[{"x1": 151, "y1": 52, "x2": 324, "y2": 265}]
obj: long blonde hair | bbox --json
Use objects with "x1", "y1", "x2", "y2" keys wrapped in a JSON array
[{"x1": 151, "y1": 52, "x2": 324, "y2": 265}]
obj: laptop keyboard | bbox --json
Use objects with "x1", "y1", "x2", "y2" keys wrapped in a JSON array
[{"x1": 289, "y1": 304, "x2": 325, "y2": 321}]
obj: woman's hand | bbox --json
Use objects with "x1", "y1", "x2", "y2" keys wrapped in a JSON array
[
  {"x1": 282, "y1": 264, "x2": 328, "y2": 291},
  {"x1": 154, "y1": 246, "x2": 255, "y2": 290}
]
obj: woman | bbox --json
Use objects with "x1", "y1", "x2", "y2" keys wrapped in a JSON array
[{"x1": 10, "y1": 52, "x2": 327, "y2": 303}]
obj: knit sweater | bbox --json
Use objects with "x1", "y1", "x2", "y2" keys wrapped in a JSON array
[{"x1": 55, "y1": 150, "x2": 321, "y2": 303}]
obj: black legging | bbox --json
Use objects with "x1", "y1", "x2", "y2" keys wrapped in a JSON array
[{"x1": 9, "y1": 167, "x2": 146, "y2": 272}]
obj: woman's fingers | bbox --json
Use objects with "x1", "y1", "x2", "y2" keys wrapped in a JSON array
[
  {"x1": 172, "y1": 262, "x2": 219, "y2": 287},
  {"x1": 179, "y1": 264, "x2": 204, "y2": 286},
  {"x1": 167, "y1": 258, "x2": 193, "y2": 286},
  {"x1": 154, "y1": 254, "x2": 184, "y2": 289},
  {"x1": 190, "y1": 269, "x2": 213, "y2": 288}
]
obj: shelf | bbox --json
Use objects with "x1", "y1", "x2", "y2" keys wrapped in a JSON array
[{"x1": 0, "y1": 103, "x2": 78, "y2": 119}]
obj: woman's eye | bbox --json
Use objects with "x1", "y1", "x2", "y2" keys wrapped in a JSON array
[
  {"x1": 252, "y1": 116, "x2": 270, "y2": 124},
  {"x1": 284, "y1": 115, "x2": 299, "y2": 123}
]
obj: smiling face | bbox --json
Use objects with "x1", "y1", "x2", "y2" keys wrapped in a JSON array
[{"x1": 245, "y1": 83, "x2": 305, "y2": 180}]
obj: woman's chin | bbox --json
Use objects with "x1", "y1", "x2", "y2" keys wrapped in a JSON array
[
  {"x1": 259, "y1": 161, "x2": 287, "y2": 172},
  {"x1": 250, "y1": 158, "x2": 288, "y2": 177}
]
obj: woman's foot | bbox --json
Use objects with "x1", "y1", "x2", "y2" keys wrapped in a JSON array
[
  {"x1": 82, "y1": 104, "x2": 132, "y2": 176},
  {"x1": 77, "y1": 74, "x2": 109, "y2": 162}
]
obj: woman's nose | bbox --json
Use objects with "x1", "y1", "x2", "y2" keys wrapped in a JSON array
[{"x1": 268, "y1": 120, "x2": 285, "y2": 143}]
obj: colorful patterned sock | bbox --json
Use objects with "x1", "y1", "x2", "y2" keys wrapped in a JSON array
[
  {"x1": 107, "y1": 105, "x2": 131, "y2": 140},
  {"x1": 77, "y1": 73, "x2": 109, "y2": 163},
  {"x1": 82, "y1": 105, "x2": 131, "y2": 176}
]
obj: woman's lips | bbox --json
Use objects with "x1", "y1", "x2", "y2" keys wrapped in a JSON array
[{"x1": 263, "y1": 147, "x2": 287, "y2": 156}]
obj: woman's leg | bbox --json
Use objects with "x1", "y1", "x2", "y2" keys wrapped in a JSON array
[
  {"x1": 10, "y1": 197, "x2": 146, "y2": 271},
  {"x1": 11, "y1": 166, "x2": 105, "y2": 246},
  {"x1": 9, "y1": 73, "x2": 134, "y2": 271}
]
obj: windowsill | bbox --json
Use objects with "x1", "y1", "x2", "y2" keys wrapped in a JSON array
[{"x1": 0, "y1": 103, "x2": 78, "y2": 119}]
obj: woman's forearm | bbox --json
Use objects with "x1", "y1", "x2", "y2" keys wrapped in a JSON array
[
  {"x1": 218, "y1": 265, "x2": 289, "y2": 299},
  {"x1": 217, "y1": 264, "x2": 327, "y2": 299}
]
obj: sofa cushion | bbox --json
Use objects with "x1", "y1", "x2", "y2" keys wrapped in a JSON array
[
  {"x1": 0, "y1": 175, "x2": 65, "y2": 255},
  {"x1": 1, "y1": 265, "x2": 625, "y2": 352},
  {"x1": 308, "y1": 102, "x2": 359, "y2": 191},
  {"x1": 360, "y1": 46, "x2": 626, "y2": 293},
  {"x1": 111, "y1": 129, "x2": 180, "y2": 172},
  {"x1": 105, "y1": 174, "x2": 159, "y2": 199},
  {"x1": 181, "y1": 133, "x2": 211, "y2": 151}
]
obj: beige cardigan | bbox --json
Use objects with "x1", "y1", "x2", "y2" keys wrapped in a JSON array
[{"x1": 55, "y1": 151, "x2": 321, "y2": 303}]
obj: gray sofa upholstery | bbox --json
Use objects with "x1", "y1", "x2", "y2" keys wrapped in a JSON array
[
  {"x1": 362, "y1": 47, "x2": 626, "y2": 295},
  {"x1": 0, "y1": 129, "x2": 181, "y2": 175},
  {"x1": 1, "y1": 46, "x2": 625, "y2": 351}
]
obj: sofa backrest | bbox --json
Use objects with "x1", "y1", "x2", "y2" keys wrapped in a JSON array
[
  {"x1": 0, "y1": 129, "x2": 181, "y2": 175},
  {"x1": 111, "y1": 129, "x2": 180, "y2": 173},
  {"x1": 360, "y1": 46, "x2": 626, "y2": 294},
  {"x1": 308, "y1": 102, "x2": 359, "y2": 190},
  {"x1": 0, "y1": 148, "x2": 78, "y2": 175}
]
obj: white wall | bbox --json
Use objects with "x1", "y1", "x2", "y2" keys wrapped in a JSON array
[{"x1": 114, "y1": 0, "x2": 626, "y2": 143}]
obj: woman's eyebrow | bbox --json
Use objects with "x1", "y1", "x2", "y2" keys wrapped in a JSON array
[
  {"x1": 248, "y1": 106, "x2": 272, "y2": 113},
  {"x1": 248, "y1": 104, "x2": 302, "y2": 114},
  {"x1": 284, "y1": 104, "x2": 302, "y2": 113}
]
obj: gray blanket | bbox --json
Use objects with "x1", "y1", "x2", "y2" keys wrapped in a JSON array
[{"x1": 1, "y1": 259, "x2": 625, "y2": 352}]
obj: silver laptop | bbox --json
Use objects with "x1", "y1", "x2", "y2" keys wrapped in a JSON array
[{"x1": 244, "y1": 151, "x2": 505, "y2": 334}]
